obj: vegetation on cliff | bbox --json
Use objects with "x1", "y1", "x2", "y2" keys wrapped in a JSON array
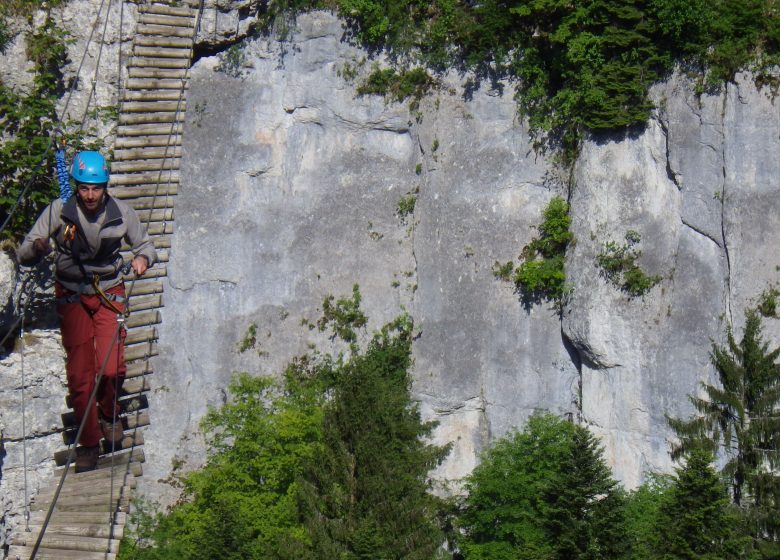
[
  {"x1": 120, "y1": 292, "x2": 450, "y2": 559},
  {"x1": 253, "y1": 0, "x2": 780, "y2": 162},
  {"x1": 0, "y1": 2, "x2": 67, "y2": 239}
]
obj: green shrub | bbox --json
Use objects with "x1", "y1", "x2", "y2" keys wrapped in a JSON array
[
  {"x1": 500, "y1": 197, "x2": 573, "y2": 307},
  {"x1": 317, "y1": 283, "x2": 367, "y2": 342},
  {"x1": 356, "y1": 66, "x2": 434, "y2": 102},
  {"x1": 758, "y1": 286, "x2": 779, "y2": 318},
  {"x1": 0, "y1": 14, "x2": 70, "y2": 240},
  {"x1": 396, "y1": 194, "x2": 416, "y2": 218},
  {"x1": 596, "y1": 230, "x2": 661, "y2": 298}
]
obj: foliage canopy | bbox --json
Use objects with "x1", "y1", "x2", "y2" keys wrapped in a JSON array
[{"x1": 457, "y1": 412, "x2": 627, "y2": 560}]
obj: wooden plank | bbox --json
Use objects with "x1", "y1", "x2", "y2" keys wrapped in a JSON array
[
  {"x1": 22, "y1": 524, "x2": 123, "y2": 540},
  {"x1": 125, "y1": 340, "x2": 159, "y2": 361},
  {"x1": 35, "y1": 476, "x2": 136, "y2": 500},
  {"x1": 125, "y1": 325, "x2": 158, "y2": 345},
  {"x1": 29, "y1": 492, "x2": 130, "y2": 512},
  {"x1": 7, "y1": 545, "x2": 117, "y2": 560},
  {"x1": 123, "y1": 265, "x2": 168, "y2": 281},
  {"x1": 111, "y1": 159, "x2": 180, "y2": 173},
  {"x1": 143, "y1": 221, "x2": 174, "y2": 236},
  {"x1": 125, "y1": 411, "x2": 151, "y2": 430},
  {"x1": 137, "y1": 23, "x2": 195, "y2": 38},
  {"x1": 114, "y1": 146, "x2": 182, "y2": 160},
  {"x1": 97, "y1": 447, "x2": 145, "y2": 467},
  {"x1": 122, "y1": 376, "x2": 151, "y2": 395},
  {"x1": 118, "y1": 111, "x2": 184, "y2": 125},
  {"x1": 28, "y1": 509, "x2": 126, "y2": 525},
  {"x1": 12, "y1": 531, "x2": 120, "y2": 552},
  {"x1": 121, "y1": 100, "x2": 186, "y2": 113},
  {"x1": 125, "y1": 360, "x2": 154, "y2": 379},
  {"x1": 22, "y1": 524, "x2": 123, "y2": 539},
  {"x1": 110, "y1": 183, "x2": 178, "y2": 198},
  {"x1": 139, "y1": 13, "x2": 195, "y2": 27},
  {"x1": 124, "y1": 309, "x2": 161, "y2": 329},
  {"x1": 131, "y1": 56, "x2": 190, "y2": 69},
  {"x1": 115, "y1": 135, "x2": 182, "y2": 149},
  {"x1": 125, "y1": 76, "x2": 189, "y2": 89},
  {"x1": 111, "y1": 170, "x2": 179, "y2": 185},
  {"x1": 132, "y1": 45, "x2": 192, "y2": 59},
  {"x1": 32, "y1": 491, "x2": 131, "y2": 512},
  {"x1": 121, "y1": 235, "x2": 171, "y2": 251},
  {"x1": 125, "y1": 279, "x2": 164, "y2": 296},
  {"x1": 123, "y1": 89, "x2": 187, "y2": 102},
  {"x1": 122, "y1": 249, "x2": 168, "y2": 263},
  {"x1": 130, "y1": 208, "x2": 175, "y2": 222},
  {"x1": 132, "y1": 35, "x2": 193, "y2": 49},
  {"x1": 138, "y1": 3, "x2": 195, "y2": 17},
  {"x1": 117, "y1": 122, "x2": 184, "y2": 136},
  {"x1": 128, "y1": 67, "x2": 189, "y2": 79}
]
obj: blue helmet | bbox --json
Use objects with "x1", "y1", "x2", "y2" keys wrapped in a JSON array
[{"x1": 70, "y1": 151, "x2": 109, "y2": 184}]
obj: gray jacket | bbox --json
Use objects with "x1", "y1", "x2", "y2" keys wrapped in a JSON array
[{"x1": 17, "y1": 195, "x2": 157, "y2": 293}]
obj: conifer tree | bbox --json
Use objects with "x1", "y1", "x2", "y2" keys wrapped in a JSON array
[
  {"x1": 298, "y1": 311, "x2": 451, "y2": 560},
  {"x1": 657, "y1": 449, "x2": 752, "y2": 560},
  {"x1": 668, "y1": 309, "x2": 780, "y2": 544},
  {"x1": 458, "y1": 413, "x2": 627, "y2": 560}
]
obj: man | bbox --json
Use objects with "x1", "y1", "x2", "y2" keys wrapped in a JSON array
[{"x1": 18, "y1": 151, "x2": 157, "y2": 471}]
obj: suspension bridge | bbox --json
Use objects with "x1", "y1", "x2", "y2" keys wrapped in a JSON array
[{"x1": 6, "y1": 1, "x2": 201, "y2": 557}]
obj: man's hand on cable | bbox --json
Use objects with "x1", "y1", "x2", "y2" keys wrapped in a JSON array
[
  {"x1": 131, "y1": 255, "x2": 149, "y2": 276},
  {"x1": 33, "y1": 238, "x2": 52, "y2": 257}
]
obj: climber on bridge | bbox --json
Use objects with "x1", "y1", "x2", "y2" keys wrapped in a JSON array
[{"x1": 17, "y1": 150, "x2": 157, "y2": 472}]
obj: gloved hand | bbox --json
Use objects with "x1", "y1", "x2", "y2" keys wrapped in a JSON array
[{"x1": 33, "y1": 238, "x2": 52, "y2": 257}]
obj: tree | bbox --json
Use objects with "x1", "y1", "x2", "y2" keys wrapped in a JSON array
[
  {"x1": 668, "y1": 309, "x2": 780, "y2": 545},
  {"x1": 623, "y1": 473, "x2": 673, "y2": 560},
  {"x1": 657, "y1": 449, "x2": 753, "y2": 560},
  {"x1": 457, "y1": 413, "x2": 627, "y2": 560},
  {"x1": 119, "y1": 371, "x2": 325, "y2": 560},
  {"x1": 298, "y1": 314, "x2": 451, "y2": 560}
]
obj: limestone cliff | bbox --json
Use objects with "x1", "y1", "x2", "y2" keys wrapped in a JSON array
[{"x1": 2, "y1": 2, "x2": 780, "y2": 546}]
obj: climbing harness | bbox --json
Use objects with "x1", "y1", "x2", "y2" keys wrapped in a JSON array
[{"x1": 92, "y1": 269, "x2": 131, "y2": 317}]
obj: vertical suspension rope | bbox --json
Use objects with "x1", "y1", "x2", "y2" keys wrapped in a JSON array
[
  {"x1": 106, "y1": 0, "x2": 127, "y2": 542},
  {"x1": 77, "y1": 0, "x2": 114, "y2": 132},
  {"x1": 19, "y1": 295, "x2": 31, "y2": 533}
]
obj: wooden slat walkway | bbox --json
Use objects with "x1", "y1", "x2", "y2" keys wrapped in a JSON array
[{"x1": 7, "y1": 1, "x2": 199, "y2": 557}]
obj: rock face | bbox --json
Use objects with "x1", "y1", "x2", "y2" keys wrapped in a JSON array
[
  {"x1": 0, "y1": 332, "x2": 68, "y2": 546},
  {"x1": 148, "y1": 14, "x2": 578, "y2": 499},
  {"x1": 3, "y1": 2, "x2": 780, "y2": 538}
]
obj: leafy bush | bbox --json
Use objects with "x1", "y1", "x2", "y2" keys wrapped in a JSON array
[
  {"x1": 757, "y1": 286, "x2": 779, "y2": 318},
  {"x1": 316, "y1": 283, "x2": 367, "y2": 342},
  {"x1": 0, "y1": 14, "x2": 68, "y2": 240},
  {"x1": 495, "y1": 197, "x2": 572, "y2": 307},
  {"x1": 396, "y1": 194, "x2": 416, "y2": 218},
  {"x1": 356, "y1": 66, "x2": 434, "y2": 102},
  {"x1": 596, "y1": 230, "x2": 661, "y2": 297}
]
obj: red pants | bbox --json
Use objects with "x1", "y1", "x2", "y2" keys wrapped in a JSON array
[{"x1": 56, "y1": 283, "x2": 126, "y2": 447}]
